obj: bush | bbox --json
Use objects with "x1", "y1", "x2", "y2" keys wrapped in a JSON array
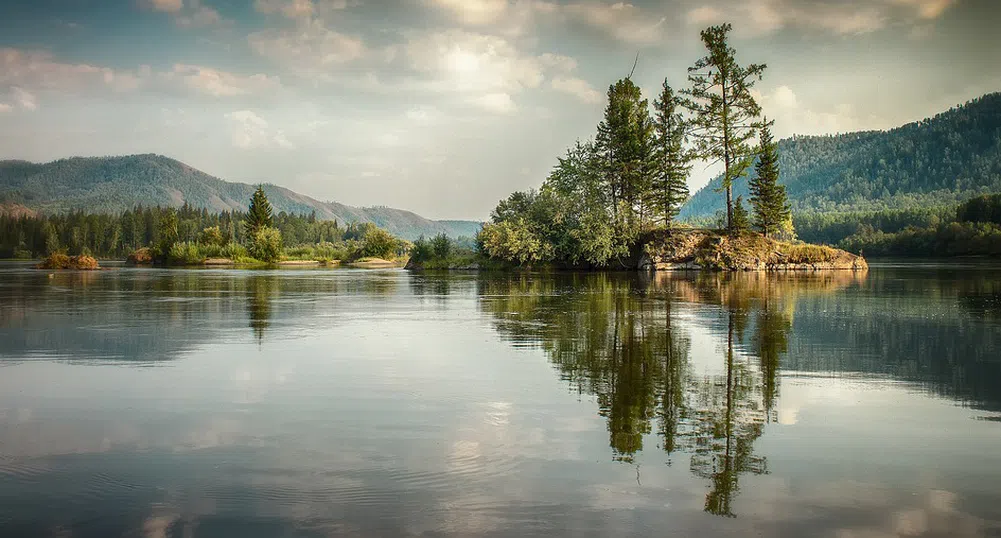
[
  {"x1": 168, "y1": 242, "x2": 205, "y2": 265},
  {"x1": 249, "y1": 226, "x2": 283, "y2": 263},
  {"x1": 430, "y1": 233, "x2": 451, "y2": 260},
  {"x1": 410, "y1": 236, "x2": 431, "y2": 263},
  {"x1": 360, "y1": 228, "x2": 397, "y2": 259},
  {"x1": 127, "y1": 247, "x2": 153, "y2": 265},
  {"x1": 37, "y1": 253, "x2": 99, "y2": 270},
  {"x1": 198, "y1": 226, "x2": 225, "y2": 246}
]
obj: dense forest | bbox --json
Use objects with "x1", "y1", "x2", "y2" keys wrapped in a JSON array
[
  {"x1": 0, "y1": 154, "x2": 480, "y2": 240},
  {"x1": 0, "y1": 200, "x2": 409, "y2": 262},
  {"x1": 682, "y1": 92, "x2": 1001, "y2": 217}
]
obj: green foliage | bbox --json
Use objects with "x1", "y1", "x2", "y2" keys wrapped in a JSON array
[
  {"x1": 749, "y1": 122, "x2": 791, "y2": 237},
  {"x1": 430, "y1": 233, "x2": 451, "y2": 260},
  {"x1": 731, "y1": 196, "x2": 750, "y2": 234},
  {"x1": 683, "y1": 93, "x2": 1001, "y2": 218},
  {"x1": 248, "y1": 226, "x2": 282, "y2": 263},
  {"x1": 198, "y1": 226, "x2": 224, "y2": 246},
  {"x1": 681, "y1": 23, "x2": 766, "y2": 230},
  {"x1": 360, "y1": 228, "x2": 397, "y2": 259},
  {"x1": 245, "y1": 185, "x2": 273, "y2": 237},
  {"x1": 650, "y1": 80, "x2": 691, "y2": 225},
  {"x1": 957, "y1": 194, "x2": 1001, "y2": 225},
  {"x1": 596, "y1": 77, "x2": 654, "y2": 227},
  {"x1": 479, "y1": 218, "x2": 553, "y2": 265},
  {"x1": 168, "y1": 241, "x2": 206, "y2": 265},
  {"x1": 842, "y1": 221, "x2": 1001, "y2": 257},
  {"x1": 156, "y1": 208, "x2": 179, "y2": 255},
  {"x1": 410, "y1": 236, "x2": 432, "y2": 263}
]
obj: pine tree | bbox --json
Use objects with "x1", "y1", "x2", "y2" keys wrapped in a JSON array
[
  {"x1": 749, "y1": 122, "x2": 791, "y2": 238},
  {"x1": 245, "y1": 185, "x2": 273, "y2": 237},
  {"x1": 650, "y1": 80, "x2": 691, "y2": 227},
  {"x1": 731, "y1": 195, "x2": 750, "y2": 234},
  {"x1": 681, "y1": 23, "x2": 767, "y2": 232},
  {"x1": 596, "y1": 77, "x2": 655, "y2": 231}
]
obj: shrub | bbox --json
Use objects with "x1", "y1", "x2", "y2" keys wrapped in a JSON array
[
  {"x1": 198, "y1": 226, "x2": 225, "y2": 246},
  {"x1": 410, "y1": 236, "x2": 431, "y2": 263},
  {"x1": 127, "y1": 247, "x2": 153, "y2": 265},
  {"x1": 37, "y1": 253, "x2": 99, "y2": 270},
  {"x1": 168, "y1": 242, "x2": 205, "y2": 265},
  {"x1": 249, "y1": 226, "x2": 283, "y2": 263},
  {"x1": 430, "y1": 233, "x2": 451, "y2": 260},
  {"x1": 360, "y1": 228, "x2": 397, "y2": 259}
]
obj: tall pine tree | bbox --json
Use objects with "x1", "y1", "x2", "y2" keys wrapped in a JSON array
[
  {"x1": 245, "y1": 185, "x2": 273, "y2": 237},
  {"x1": 681, "y1": 23, "x2": 766, "y2": 233},
  {"x1": 748, "y1": 122, "x2": 791, "y2": 238},
  {"x1": 596, "y1": 77, "x2": 654, "y2": 231},
  {"x1": 650, "y1": 80, "x2": 691, "y2": 227}
]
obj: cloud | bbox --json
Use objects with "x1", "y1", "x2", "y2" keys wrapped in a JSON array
[
  {"x1": 0, "y1": 48, "x2": 145, "y2": 93},
  {"x1": 562, "y1": 2, "x2": 668, "y2": 45},
  {"x1": 469, "y1": 92, "x2": 517, "y2": 114},
  {"x1": 0, "y1": 103, "x2": 12, "y2": 113},
  {"x1": 164, "y1": 64, "x2": 281, "y2": 97},
  {"x1": 686, "y1": 0, "x2": 959, "y2": 36},
  {"x1": 755, "y1": 85, "x2": 886, "y2": 136},
  {"x1": 426, "y1": 0, "x2": 557, "y2": 36},
  {"x1": 249, "y1": 18, "x2": 366, "y2": 78},
  {"x1": 147, "y1": 0, "x2": 183, "y2": 13},
  {"x1": 12, "y1": 87, "x2": 37, "y2": 110},
  {"x1": 175, "y1": 1, "x2": 223, "y2": 27},
  {"x1": 550, "y1": 76, "x2": 601, "y2": 104},
  {"x1": 404, "y1": 30, "x2": 544, "y2": 94},
  {"x1": 427, "y1": 0, "x2": 508, "y2": 25},
  {"x1": 224, "y1": 110, "x2": 294, "y2": 149}
]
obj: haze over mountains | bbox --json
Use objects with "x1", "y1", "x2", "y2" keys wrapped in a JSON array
[
  {"x1": 682, "y1": 92, "x2": 1001, "y2": 219},
  {"x1": 0, "y1": 154, "x2": 481, "y2": 240}
]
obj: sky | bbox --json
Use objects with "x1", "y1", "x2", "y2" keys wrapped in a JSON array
[{"x1": 0, "y1": 0, "x2": 998, "y2": 220}]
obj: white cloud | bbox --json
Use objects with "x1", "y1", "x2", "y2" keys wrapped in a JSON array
[
  {"x1": 563, "y1": 2, "x2": 668, "y2": 45},
  {"x1": 147, "y1": 0, "x2": 183, "y2": 13},
  {"x1": 538, "y1": 52, "x2": 577, "y2": 73},
  {"x1": 404, "y1": 30, "x2": 544, "y2": 93},
  {"x1": 551, "y1": 76, "x2": 601, "y2": 104},
  {"x1": 164, "y1": 64, "x2": 281, "y2": 97},
  {"x1": 12, "y1": 87, "x2": 38, "y2": 111},
  {"x1": 0, "y1": 103, "x2": 12, "y2": 113},
  {"x1": 426, "y1": 0, "x2": 557, "y2": 36},
  {"x1": 176, "y1": 1, "x2": 223, "y2": 27},
  {"x1": 688, "y1": 0, "x2": 958, "y2": 36},
  {"x1": 427, "y1": 0, "x2": 508, "y2": 25},
  {"x1": 224, "y1": 110, "x2": 294, "y2": 149},
  {"x1": 469, "y1": 92, "x2": 517, "y2": 114},
  {"x1": 249, "y1": 19, "x2": 365, "y2": 78}
]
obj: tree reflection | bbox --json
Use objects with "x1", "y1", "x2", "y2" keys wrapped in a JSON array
[
  {"x1": 247, "y1": 275, "x2": 278, "y2": 343},
  {"x1": 480, "y1": 272, "x2": 803, "y2": 515}
]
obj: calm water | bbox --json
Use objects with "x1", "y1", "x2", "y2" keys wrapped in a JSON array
[{"x1": 1, "y1": 262, "x2": 1000, "y2": 537}]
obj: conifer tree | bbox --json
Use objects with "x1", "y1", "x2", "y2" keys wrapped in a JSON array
[
  {"x1": 651, "y1": 80, "x2": 691, "y2": 227},
  {"x1": 681, "y1": 23, "x2": 767, "y2": 232},
  {"x1": 731, "y1": 195, "x2": 750, "y2": 234},
  {"x1": 749, "y1": 122, "x2": 791, "y2": 238},
  {"x1": 245, "y1": 185, "x2": 273, "y2": 237},
  {"x1": 596, "y1": 77, "x2": 654, "y2": 230}
]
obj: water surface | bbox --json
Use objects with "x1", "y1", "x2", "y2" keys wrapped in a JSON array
[{"x1": 1, "y1": 262, "x2": 1000, "y2": 537}]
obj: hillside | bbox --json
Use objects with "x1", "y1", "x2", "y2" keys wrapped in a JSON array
[
  {"x1": 681, "y1": 92, "x2": 1001, "y2": 219},
  {"x1": 0, "y1": 154, "x2": 481, "y2": 240}
]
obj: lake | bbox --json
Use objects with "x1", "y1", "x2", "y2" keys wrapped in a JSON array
[{"x1": 1, "y1": 262, "x2": 1000, "y2": 537}]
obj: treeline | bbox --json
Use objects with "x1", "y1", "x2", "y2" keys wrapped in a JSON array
[
  {"x1": 0, "y1": 197, "x2": 404, "y2": 261},
  {"x1": 477, "y1": 23, "x2": 791, "y2": 268},
  {"x1": 682, "y1": 92, "x2": 1001, "y2": 217},
  {"x1": 827, "y1": 194, "x2": 1001, "y2": 257}
]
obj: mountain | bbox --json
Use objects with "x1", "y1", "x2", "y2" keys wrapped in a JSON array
[
  {"x1": 681, "y1": 92, "x2": 1001, "y2": 219},
  {"x1": 0, "y1": 154, "x2": 482, "y2": 240}
]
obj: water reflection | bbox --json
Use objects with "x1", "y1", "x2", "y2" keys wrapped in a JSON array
[
  {"x1": 247, "y1": 275, "x2": 278, "y2": 343},
  {"x1": 480, "y1": 271, "x2": 980, "y2": 516}
]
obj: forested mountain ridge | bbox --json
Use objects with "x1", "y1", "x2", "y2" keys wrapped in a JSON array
[
  {"x1": 0, "y1": 154, "x2": 481, "y2": 240},
  {"x1": 681, "y1": 92, "x2": 1001, "y2": 218}
]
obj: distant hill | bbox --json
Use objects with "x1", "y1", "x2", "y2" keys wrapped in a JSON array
[
  {"x1": 0, "y1": 154, "x2": 481, "y2": 240},
  {"x1": 681, "y1": 92, "x2": 1001, "y2": 218}
]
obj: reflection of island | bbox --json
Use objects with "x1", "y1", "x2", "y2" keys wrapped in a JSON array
[{"x1": 479, "y1": 273, "x2": 811, "y2": 516}]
